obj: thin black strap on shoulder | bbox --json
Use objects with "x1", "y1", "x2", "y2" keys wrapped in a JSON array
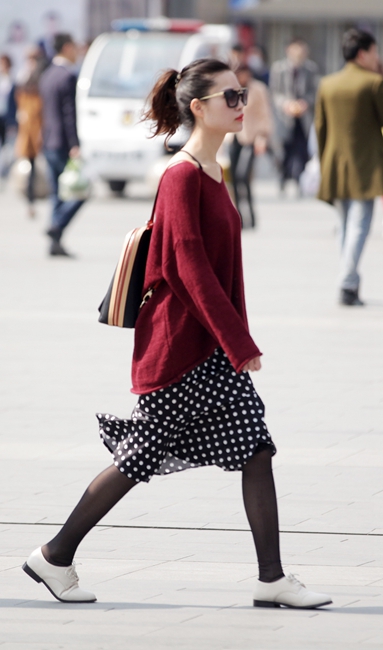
[
  {"x1": 180, "y1": 149, "x2": 203, "y2": 170},
  {"x1": 148, "y1": 151, "x2": 200, "y2": 226},
  {"x1": 147, "y1": 174, "x2": 165, "y2": 227}
]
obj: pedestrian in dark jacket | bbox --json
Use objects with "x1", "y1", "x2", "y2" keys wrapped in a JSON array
[
  {"x1": 39, "y1": 33, "x2": 83, "y2": 257},
  {"x1": 0, "y1": 55, "x2": 13, "y2": 148},
  {"x1": 270, "y1": 38, "x2": 319, "y2": 192}
]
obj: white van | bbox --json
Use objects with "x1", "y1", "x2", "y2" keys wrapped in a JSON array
[{"x1": 76, "y1": 18, "x2": 233, "y2": 193}]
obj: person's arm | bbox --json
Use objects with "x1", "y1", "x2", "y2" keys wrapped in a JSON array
[
  {"x1": 315, "y1": 83, "x2": 327, "y2": 161},
  {"x1": 270, "y1": 62, "x2": 304, "y2": 119},
  {"x1": 304, "y1": 62, "x2": 320, "y2": 111},
  {"x1": 269, "y1": 62, "x2": 288, "y2": 115},
  {"x1": 5, "y1": 83, "x2": 18, "y2": 129},
  {"x1": 161, "y1": 166, "x2": 262, "y2": 372},
  {"x1": 253, "y1": 83, "x2": 273, "y2": 154},
  {"x1": 373, "y1": 77, "x2": 383, "y2": 126},
  {"x1": 60, "y1": 72, "x2": 80, "y2": 151}
]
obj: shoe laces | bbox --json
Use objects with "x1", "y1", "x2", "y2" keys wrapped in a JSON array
[
  {"x1": 64, "y1": 563, "x2": 79, "y2": 587},
  {"x1": 286, "y1": 573, "x2": 306, "y2": 589}
]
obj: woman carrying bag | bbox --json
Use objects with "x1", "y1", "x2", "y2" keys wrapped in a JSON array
[{"x1": 23, "y1": 58, "x2": 332, "y2": 610}]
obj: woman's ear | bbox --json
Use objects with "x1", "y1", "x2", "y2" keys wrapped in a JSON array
[{"x1": 190, "y1": 97, "x2": 205, "y2": 119}]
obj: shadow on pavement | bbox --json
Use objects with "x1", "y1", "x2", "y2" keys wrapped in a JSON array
[{"x1": 0, "y1": 598, "x2": 230, "y2": 610}]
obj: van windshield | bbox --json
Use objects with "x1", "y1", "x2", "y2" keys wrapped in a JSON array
[{"x1": 88, "y1": 33, "x2": 189, "y2": 99}]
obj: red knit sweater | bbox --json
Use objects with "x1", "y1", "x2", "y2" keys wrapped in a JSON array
[{"x1": 131, "y1": 162, "x2": 261, "y2": 394}]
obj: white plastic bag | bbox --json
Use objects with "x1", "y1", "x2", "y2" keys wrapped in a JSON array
[
  {"x1": 299, "y1": 155, "x2": 321, "y2": 198},
  {"x1": 58, "y1": 158, "x2": 91, "y2": 201}
]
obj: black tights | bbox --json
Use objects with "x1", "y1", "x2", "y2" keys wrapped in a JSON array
[
  {"x1": 42, "y1": 449, "x2": 283, "y2": 583},
  {"x1": 242, "y1": 448, "x2": 284, "y2": 582},
  {"x1": 42, "y1": 466, "x2": 137, "y2": 568}
]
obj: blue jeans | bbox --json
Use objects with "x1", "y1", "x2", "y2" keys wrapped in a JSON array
[
  {"x1": 44, "y1": 148, "x2": 85, "y2": 235},
  {"x1": 338, "y1": 199, "x2": 374, "y2": 291}
]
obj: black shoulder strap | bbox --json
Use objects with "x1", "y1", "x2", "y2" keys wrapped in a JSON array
[
  {"x1": 148, "y1": 151, "x2": 202, "y2": 226},
  {"x1": 180, "y1": 149, "x2": 203, "y2": 169},
  {"x1": 147, "y1": 173, "x2": 165, "y2": 227}
]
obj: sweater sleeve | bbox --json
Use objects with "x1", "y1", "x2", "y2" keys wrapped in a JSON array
[
  {"x1": 161, "y1": 165, "x2": 261, "y2": 372},
  {"x1": 60, "y1": 73, "x2": 80, "y2": 149},
  {"x1": 373, "y1": 77, "x2": 383, "y2": 127},
  {"x1": 254, "y1": 82, "x2": 273, "y2": 140},
  {"x1": 315, "y1": 82, "x2": 327, "y2": 162}
]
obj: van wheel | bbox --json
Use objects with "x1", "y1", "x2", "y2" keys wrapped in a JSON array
[{"x1": 108, "y1": 180, "x2": 126, "y2": 194}]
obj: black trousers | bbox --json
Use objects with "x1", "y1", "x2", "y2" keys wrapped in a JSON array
[
  {"x1": 26, "y1": 157, "x2": 36, "y2": 204},
  {"x1": 282, "y1": 118, "x2": 309, "y2": 184},
  {"x1": 0, "y1": 117, "x2": 6, "y2": 148},
  {"x1": 229, "y1": 136, "x2": 256, "y2": 228}
]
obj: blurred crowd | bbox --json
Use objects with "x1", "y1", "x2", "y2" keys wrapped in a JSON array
[
  {"x1": 228, "y1": 31, "x2": 383, "y2": 307},
  {"x1": 0, "y1": 31, "x2": 321, "y2": 224},
  {"x1": 227, "y1": 38, "x2": 321, "y2": 227},
  {"x1": 1, "y1": 24, "x2": 382, "y2": 303},
  {"x1": 0, "y1": 23, "x2": 88, "y2": 205},
  {"x1": 0, "y1": 25, "x2": 90, "y2": 257}
]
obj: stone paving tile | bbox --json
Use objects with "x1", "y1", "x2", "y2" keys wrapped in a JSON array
[{"x1": 2, "y1": 524, "x2": 382, "y2": 571}]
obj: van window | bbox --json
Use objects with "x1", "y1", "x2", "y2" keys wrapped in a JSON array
[
  {"x1": 192, "y1": 42, "x2": 223, "y2": 60},
  {"x1": 89, "y1": 33, "x2": 189, "y2": 99}
]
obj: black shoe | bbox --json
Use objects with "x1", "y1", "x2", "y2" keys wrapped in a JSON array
[
  {"x1": 46, "y1": 228, "x2": 63, "y2": 243},
  {"x1": 49, "y1": 240, "x2": 75, "y2": 257},
  {"x1": 339, "y1": 289, "x2": 364, "y2": 306}
]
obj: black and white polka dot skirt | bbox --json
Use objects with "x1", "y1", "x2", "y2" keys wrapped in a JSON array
[{"x1": 97, "y1": 348, "x2": 276, "y2": 483}]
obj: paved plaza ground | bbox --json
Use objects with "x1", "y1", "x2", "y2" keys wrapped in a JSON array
[{"x1": 0, "y1": 175, "x2": 383, "y2": 649}]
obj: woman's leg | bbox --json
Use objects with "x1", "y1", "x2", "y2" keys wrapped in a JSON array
[
  {"x1": 232, "y1": 144, "x2": 255, "y2": 228},
  {"x1": 26, "y1": 157, "x2": 36, "y2": 217},
  {"x1": 229, "y1": 136, "x2": 243, "y2": 224},
  {"x1": 242, "y1": 146, "x2": 256, "y2": 228},
  {"x1": 242, "y1": 448, "x2": 284, "y2": 583},
  {"x1": 27, "y1": 157, "x2": 35, "y2": 204},
  {"x1": 42, "y1": 465, "x2": 137, "y2": 566}
]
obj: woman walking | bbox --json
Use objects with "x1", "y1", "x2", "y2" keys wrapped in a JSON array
[
  {"x1": 23, "y1": 59, "x2": 331, "y2": 609},
  {"x1": 15, "y1": 47, "x2": 45, "y2": 217}
]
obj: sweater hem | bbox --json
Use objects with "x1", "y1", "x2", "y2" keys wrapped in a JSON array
[
  {"x1": 131, "y1": 347, "x2": 218, "y2": 395},
  {"x1": 131, "y1": 346, "x2": 262, "y2": 395}
]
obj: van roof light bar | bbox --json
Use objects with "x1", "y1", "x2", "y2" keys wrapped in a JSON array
[{"x1": 111, "y1": 18, "x2": 204, "y2": 33}]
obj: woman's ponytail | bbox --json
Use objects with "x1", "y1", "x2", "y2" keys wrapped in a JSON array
[{"x1": 143, "y1": 69, "x2": 181, "y2": 147}]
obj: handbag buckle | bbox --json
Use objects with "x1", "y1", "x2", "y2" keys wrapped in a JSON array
[
  {"x1": 139, "y1": 280, "x2": 161, "y2": 310},
  {"x1": 139, "y1": 287, "x2": 155, "y2": 310}
]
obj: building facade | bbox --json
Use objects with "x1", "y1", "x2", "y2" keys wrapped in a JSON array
[
  {"x1": 7, "y1": 0, "x2": 375, "y2": 74},
  {"x1": 87, "y1": 0, "x2": 227, "y2": 39},
  {"x1": 166, "y1": 0, "x2": 383, "y2": 74},
  {"x1": 231, "y1": 0, "x2": 383, "y2": 73},
  {"x1": 0, "y1": 0, "x2": 87, "y2": 53}
]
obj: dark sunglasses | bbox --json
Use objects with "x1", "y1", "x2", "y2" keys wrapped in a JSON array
[{"x1": 199, "y1": 87, "x2": 248, "y2": 108}]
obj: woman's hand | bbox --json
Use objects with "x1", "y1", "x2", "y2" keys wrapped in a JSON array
[
  {"x1": 242, "y1": 356, "x2": 262, "y2": 372},
  {"x1": 69, "y1": 146, "x2": 81, "y2": 159},
  {"x1": 254, "y1": 135, "x2": 268, "y2": 156}
]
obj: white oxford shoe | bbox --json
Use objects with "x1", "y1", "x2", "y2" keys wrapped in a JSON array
[
  {"x1": 253, "y1": 574, "x2": 332, "y2": 609},
  {"x1": 22, "y1": 547, "x2": 97, "y2": 603}
]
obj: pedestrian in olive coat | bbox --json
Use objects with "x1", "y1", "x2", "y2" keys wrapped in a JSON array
[{"x1": 315, "y1": 29, "x2": 383, "y2": 306}]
